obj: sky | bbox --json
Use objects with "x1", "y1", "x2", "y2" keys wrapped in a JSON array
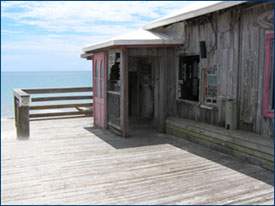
[{"x1": 1, "y1": 1, "x2": 195, "y2": 72}]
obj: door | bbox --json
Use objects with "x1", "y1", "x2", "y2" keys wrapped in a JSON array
[
  {"x1": 139, "y1": 61, "x2": 154, "y2": 120},
  {"x1": 93, "y1": 52, "x2": 107, "y2": 128}
]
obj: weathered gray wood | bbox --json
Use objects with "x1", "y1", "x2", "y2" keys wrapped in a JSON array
[
  {"x1": 30, "y1": 103, "x2": 93, "y2": 110},
  {"x1": 24, "y1": 87, "x2": 92, "y2": 94},
  {"x1": 29, "y1": 111, "x2": 91, "y2": 118},
  {"x1": 153, "y1": 55, "x2": 160, "y2": 128},
  {"x1": 120, "y1": 48, "x2": 129, "y2": 137},
  {"x1": 16, "y1": 106, "x2": 29, "y2": 138},
  {"x1": 13, "y1": 89, "x2": 30, "y2": 107},
  {"x1": 13, "y1": 89, "x2": 30, "y2": 100},
  {"x1": 157, "y1": 2, "x2": 274, "y2": 137},
  {"x1": 13, "y1": 89, "x2": 31, "y2": 138},
  {"x1": 31, "y1": 95, "x2": 93, "y2": 102},
  {"x1": 166, "y1": 117, "x2": 274, "y2": 170},
  {"x1": 167, "y1": 48, "x2": 177, "y2": 116},
  {"x1": 1, "y1": 117, "x2": 273, "y2": 204},
  {"x1": 14, "y1": 97, "x2": 18, "y2": 128},
  {"x1": 158, "y1": 48, "x2": 168, "y2": 132},
  {"x1": 13, "y1": 87, "x2": 93, "y2": 137}
]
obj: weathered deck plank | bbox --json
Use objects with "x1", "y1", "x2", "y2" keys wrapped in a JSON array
[{"x1": 1, "y1": 117, "x2": 274, "y2": 205}]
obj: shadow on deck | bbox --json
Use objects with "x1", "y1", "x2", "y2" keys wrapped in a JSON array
[
  {"x1": 84, "y1": 126, "x2": 274, "y2": 186},
  {"x1": 2, "y1": 117, "x2": 273, "y2": 204}
]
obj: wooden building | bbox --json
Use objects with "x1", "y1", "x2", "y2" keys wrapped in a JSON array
[{"x1": 82, "y1": 1, "x2": 274, "y2": 169}]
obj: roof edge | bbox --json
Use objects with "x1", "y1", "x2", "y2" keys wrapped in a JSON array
[
  {"x1": 143, "y1": 1, "x2": 246, "y2": 30},
  {"x1": 82, "y1": 39, "x2": 183, "y2": 53}
]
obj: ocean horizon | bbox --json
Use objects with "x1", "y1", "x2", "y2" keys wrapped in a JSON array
[{"x1": 1, "y1": 71, "x2": 92, "y2": 118}]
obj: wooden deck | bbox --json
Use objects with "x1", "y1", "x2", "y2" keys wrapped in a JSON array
[{"x1": 1, "y1": 117, "x2": 274, "y2": 205}]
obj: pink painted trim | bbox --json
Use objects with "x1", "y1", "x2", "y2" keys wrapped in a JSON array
[
  {"x1": 263, "y1": 32, "x2": 274, "y2": 118},
  {"x1": 93, "y1": 52, "x2": 107, "y2": 128},
  {"x1": 103, "y1": 51, "x2": 108, "y2": 129},
  {"x1": 92, "y1": 57, "x2": 96, "y2": 125}
]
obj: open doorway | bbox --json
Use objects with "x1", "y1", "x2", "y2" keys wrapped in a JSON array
[{"x1": 128, "y1": 57, "x2": 154, "y2": 128}]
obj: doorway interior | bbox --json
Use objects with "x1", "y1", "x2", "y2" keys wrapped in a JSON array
[{"x1": 128, "y1": 56, "x2": 154, "y2": 129}]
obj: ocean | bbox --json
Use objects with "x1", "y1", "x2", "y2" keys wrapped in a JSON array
[{"x1": 1, "y1": 71, "x2": 92, "y2": 118}]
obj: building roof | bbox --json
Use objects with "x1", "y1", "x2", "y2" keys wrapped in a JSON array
[
  {"x1": 82, "y1": 1, "x2": 246, "y2": 55},
  {"x1": 82, "y1": 29, "x2": 183, "y2": 53},
  {"x1": 143, "y1": 1, "x2": 246, "y2": 30}
]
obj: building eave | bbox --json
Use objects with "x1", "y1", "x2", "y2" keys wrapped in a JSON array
[{"x1": 143, "y1": 1, "x2": 246, "y2": 30}]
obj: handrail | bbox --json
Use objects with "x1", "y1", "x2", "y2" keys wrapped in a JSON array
[
  {"x1": 31, "y1": 95, "x2": 93, "y2": 102},
  {"x1": 23, "y1": 86, "x2": 92, "y2": 94},
  {"x1": 13, "y1": 87, "x2": 93, "y2": 138}
]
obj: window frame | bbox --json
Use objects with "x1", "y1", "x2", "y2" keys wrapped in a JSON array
[
  {"x1": 263, "y1": 31, "x2": 274, "y2": 118},
  {"x1": 204, "y1": 65, "x2": 218, "y2": 105},
  {"x1": 176, "y1": 54, "x2": 200, "y2": 103}
]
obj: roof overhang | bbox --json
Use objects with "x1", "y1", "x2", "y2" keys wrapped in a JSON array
[
  {"x1": 81, "y1": 29, "x2": 183, "y2": 59},
  {"x1": 144, "y1": 1, "x2": 246, "y2": 30}
]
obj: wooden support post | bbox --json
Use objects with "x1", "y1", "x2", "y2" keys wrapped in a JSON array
[
  {"x1": 17, "y1": 106, "x2": 30, "y2": 138},
  {"x1": 120, "y1": 48, "x2": 129, "y2": 137},
  {"x1": 158, "y1": 48, "x2": 168, "y2": 132},
  {"x1": 14, "y1": 89, "x2": 30, "y2": 138},
  {"x1": 14, "y1": 96, "x2": 18, "y2": 128}
]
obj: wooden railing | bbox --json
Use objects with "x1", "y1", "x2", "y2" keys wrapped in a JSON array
[{"x1": 14, "y1": 87, "x2": 93, "y2": 137}]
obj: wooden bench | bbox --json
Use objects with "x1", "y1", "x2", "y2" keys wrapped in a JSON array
[{"x1": 166, "y1": 117, "x2": 274, "y2": 171}]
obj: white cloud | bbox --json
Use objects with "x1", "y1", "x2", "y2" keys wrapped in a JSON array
[
  {"x1": 1, "y1": 1, "x2": 191, "y2": 33},
  {"x1": 1, "y1": 1, "x2": 193, "y2": 71}
]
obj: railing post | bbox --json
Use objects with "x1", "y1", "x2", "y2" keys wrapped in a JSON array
[
  {"x1": 13, "y1": 87, "x2": 93, "y2": 137},
  {"x1": 13, "y1": 89, "x2": 30, "y2": 138},
  {"x1": 14, "y1": 96, "x2": 18, "y2": 128}
]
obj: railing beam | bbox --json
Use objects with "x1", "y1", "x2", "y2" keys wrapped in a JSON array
[
  {"x1": 30, "y1": 111, "x2": 91, "y2": 118},
  {"x1": 13, "y1": 87, "x2": 93, "y2": 138},
  {"x1": 31, "y1": 95, "x2": 93, "y2": 102},
  {"x1": 23, "y1": 87, "x2": 92, "y2": 94},
  {"x1": 30, "y1": 103, "x2": 93, "y2": 110}
]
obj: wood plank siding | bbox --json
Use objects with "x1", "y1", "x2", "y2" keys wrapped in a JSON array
[
  {"x1": 151, "y1": 2, "x2": 274, "y2": 137},
  {"x1": 127, "y1": 47, "x2": 176, "y2": 132}
]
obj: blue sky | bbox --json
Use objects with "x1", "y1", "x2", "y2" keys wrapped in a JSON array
[{"x1": 1, "y1": 1, "x2": 196, "y2": 72}]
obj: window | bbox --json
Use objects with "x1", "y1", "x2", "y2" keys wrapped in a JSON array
[
  {"x1": 205, "y1": 65, "x2": 218, "y2": 104},
  {"x1": 177, "y1": 55, "x2": 200, "y2": 101},
  {"x1": 108, "y1": 52, "x2": 120, "y2": 92},
  {"x1": 263, "y1": 31, "x2": 274, "y2": 118}
]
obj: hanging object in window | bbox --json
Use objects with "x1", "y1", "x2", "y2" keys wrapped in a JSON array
[
  {"x1": 108, "y1": 52, "x2": 121, "y2": 92},
  {"x1": 205, "y1": 65, "x2": 217, "y2": 104},
  {"x1": 200, "y1": 41, "x2": 207, "y2": 59},
  {"x1": 178, "y1": 55, "x2": 200, "y2": 102}
]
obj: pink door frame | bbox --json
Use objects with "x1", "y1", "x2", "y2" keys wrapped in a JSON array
[
  {"x1": 263, "y1": 31, "x2": 274, "y2": 118},
  {"x1": 93, "y1": 52, "x2": 107, "y2": 128}
]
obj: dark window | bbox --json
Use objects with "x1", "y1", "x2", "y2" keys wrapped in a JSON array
[
  {"x1": 108, "y1": 52, "x2": 120, "y2": 92},
  {"x1": 178, "y1": 55, "x2": 200, "y2": 101}
]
